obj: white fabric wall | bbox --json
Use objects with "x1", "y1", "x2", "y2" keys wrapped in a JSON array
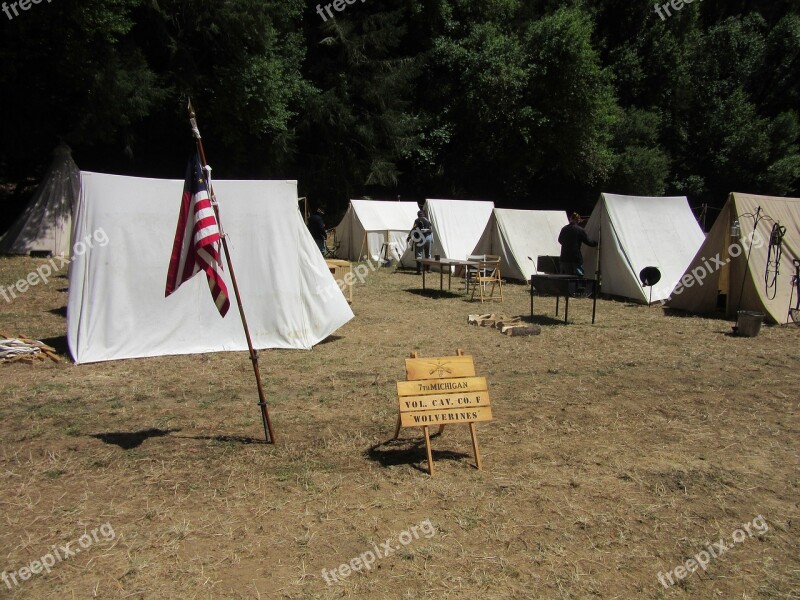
[
  {"x1": 400, "y1": 198, "x2": 494, "y2": 269},
  {"x1": 583, "y1": 193, "x2": 705, "y2": 303},
  {"x1": 67, "y1": 172, "x2": 353, "y2": 363},
  {"x1": 334, "y1": 200, "x2": 420, "y2": 261},
  {"x1": 427, "y1": 199, "x2": 495, "y2": 261},
  {"x1": 473, "y1": 209, "x2": 567, "y2": 281}
]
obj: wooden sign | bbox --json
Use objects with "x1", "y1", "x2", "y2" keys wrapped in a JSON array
[
  {"x1": 400, "y1": 406, "x2": 493, "y2": 427},
  {"x1": 404, "y1": 355, "x2": 477, "y2": 380},
  {"x1": 393, "y1": 349, "x2": 493, "y2": 475},
  {"x1": 398, "y1": 391, "x2": 489, "y2": 411}
]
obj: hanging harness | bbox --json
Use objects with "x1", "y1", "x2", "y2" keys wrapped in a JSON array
[{"x1": 764, "y1": 222, "x2": 786, "y2": 300}]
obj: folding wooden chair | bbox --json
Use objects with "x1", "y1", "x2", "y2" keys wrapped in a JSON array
[
  {"x1": 323, "y1": 229, "x2": 340, "y2": 258},
  {"x1": 464, "y1": 254, "x2": 485, "y2": 292},
  {"x1": 471, "y1": 258, "x2": 503, "y2": 303}
]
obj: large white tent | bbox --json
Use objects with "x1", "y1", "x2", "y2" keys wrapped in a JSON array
[
  {"x1": 67, "y1": 172, "x2": 353, "y2": 364},
  {"x1": 668, "y1": 192, "x2": 800, "y2": 323},
  {"x1": 334, "y1": 199, "x2": 420, "y2": 262},
  {"x1": 400, "y1": 199, "x2": 495, "y2": 268},
  {"x1": 0, "y1": 144, "x2": 80, "y2": 256},
  {"x1": 582, "y1": 193, "x2": 706, "y2": 303},
  {"x1": 472, "y1": 208, "x2": 568, "y2": 281}
]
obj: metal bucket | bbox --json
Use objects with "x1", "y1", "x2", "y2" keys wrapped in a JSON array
[{"x1": 736, "y1": 311, "x2": 764, "y2": 337}]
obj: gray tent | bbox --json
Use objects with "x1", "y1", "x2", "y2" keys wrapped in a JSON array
[{"x1": 0, "y1": 144, "x2": 80, "y2": 256}]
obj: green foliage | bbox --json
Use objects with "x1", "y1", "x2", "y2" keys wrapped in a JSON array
[
  {"x1": 523, "y1": 7, "x2": 618, "y2": 186},
  {"x1": 607, "y1": 109, "x2": 670, "y2": 195},
  {"x1": 0, "y1": 0, "x2": 798, "y2": 211}
]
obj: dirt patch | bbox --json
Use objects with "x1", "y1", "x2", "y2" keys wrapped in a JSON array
[{"x1": 0, "y1": 257, "x2": 798, "y2": 598}]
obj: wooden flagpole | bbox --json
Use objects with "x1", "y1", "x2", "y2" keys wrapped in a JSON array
[{"x1": 187, "y1": 100, "x2": 275, "y2": 444}]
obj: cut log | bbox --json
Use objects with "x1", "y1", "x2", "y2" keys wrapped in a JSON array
[
  {"x1": 468, "y1": 314, "x2": 498, "y2": 326},
  {"x1": 494, "y1": 318, "x2": 523, "y2": 330},
  {"x1": 502, "y1": 325, "x2": 542, "y2": 336}
]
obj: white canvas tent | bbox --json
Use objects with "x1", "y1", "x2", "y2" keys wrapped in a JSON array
[
  {"x1": 334, "y1": 200, "x2": 420, "y2": 261},
  {"x1": 67, "y1": 172, "x2": 353, "y2": 364},
  {"x1": 0, "y1": 144, "x2": 80, "y2": 256},
  {"x1": 582, "y1": 193, "x2": 705, "y2": 303},
  {"x1": 472, "y1": 208, "x2": 568, "y2": 281},
  {"x1": 667, "y1": 192, "x2": 800, "y2": 324},
  {"x1": 400, "y1": 199, "x2": 495, "y2": 268}
]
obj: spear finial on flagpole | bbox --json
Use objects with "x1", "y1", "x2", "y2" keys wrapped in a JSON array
[
  {"x1": 188, "y1": 99, "x2": 202, "y2": 140},
  {"x1": 185, "y1": 101, "x2": 276, "y2": 444}
]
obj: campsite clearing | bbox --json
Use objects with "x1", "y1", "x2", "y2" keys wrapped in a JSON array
[{"x1": 0, "y1": 256, "x2": 798, "y2": 598}]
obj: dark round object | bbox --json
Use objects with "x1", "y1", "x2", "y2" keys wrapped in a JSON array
[{"x1": 639, "y1": 266, "x2": 661, "y2": 287}]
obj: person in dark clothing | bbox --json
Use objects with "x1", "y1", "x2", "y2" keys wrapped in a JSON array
[
  {"x1": 558, "y1": 212, "x2": 597, "y2": 276},
  {"x1": 308, "y1": 208, "x2": 327, "y2": 253},
  {"x1": 407, "y1": 210, "x2": 433, "y2": 273}
]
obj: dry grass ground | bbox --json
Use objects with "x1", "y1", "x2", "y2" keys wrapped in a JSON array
[{"x1": 0, "y1": 255, "x2": 798, "y2": 599}]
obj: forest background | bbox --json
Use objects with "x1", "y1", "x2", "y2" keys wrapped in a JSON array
[{"x1": 1, "y1": 0, "x2": 798, "y2": 228}]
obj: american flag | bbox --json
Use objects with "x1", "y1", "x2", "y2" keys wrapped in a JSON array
[{"x1": 165, "y1": 152, "x2": 230, "y2": 316}]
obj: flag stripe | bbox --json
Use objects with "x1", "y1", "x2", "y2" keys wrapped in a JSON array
[{"x1": 165, "y1": 152, "x2": 230, "y2": 317}]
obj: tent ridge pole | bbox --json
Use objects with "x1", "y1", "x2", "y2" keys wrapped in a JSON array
[{"x1": 187, "y1": 100, "x2": 275, "y2": 444}]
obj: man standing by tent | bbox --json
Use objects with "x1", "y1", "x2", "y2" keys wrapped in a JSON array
[
  {"x1": 558, "y1": 212, "x2": 597, "y2": 277},
  {"x1": 408, "y1": 210, "x2": 433, "y2": 274},
  {"x1": 308, "y1": 207, "x2": 327, "y2": 253}
]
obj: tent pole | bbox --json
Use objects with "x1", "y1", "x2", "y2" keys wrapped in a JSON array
[
  {"x1": 592, "y1": 229, "x2": 601, "y2": 324},
  {"x1": 359, "y1": 231, "x2": 367, "y2": 262},
  {"x1": 734, "y1": 206, "x2": 761, "y2": 314},
  {"x1": 188, "y1": 101, "x2": 275, "y2": 444}
]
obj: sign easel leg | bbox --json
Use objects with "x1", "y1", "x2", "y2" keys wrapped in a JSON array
[
  {"x1": 469, "y1": 422, "x2": 482, "y2": 470},
  {"x1": 393, "y1": 414, "x2": 402, "y2": 440},
  {"x1": 423, "y1": 425, "x2": 435, "y2": 476}
]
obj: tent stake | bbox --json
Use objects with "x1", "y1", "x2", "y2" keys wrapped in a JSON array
[{"x1": 187, "y1": 100, "x2": 275, "y2": 444}]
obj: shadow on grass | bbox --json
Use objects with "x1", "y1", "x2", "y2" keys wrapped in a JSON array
[
  {"x1": 392, "y1": 269, "x2": 422, "y2": 276},
  {"x1": 49, "y1": 306, "x2": 67, "y2": 318},
  {"x1": 404, "y1": 288, "x2": 463, "y2": 300},
  {"x1": 40, "y1": 335, "x2": 69, "y2": 356},
  {"x1": 90, "y1": 427, "x2": 182, "y2": 450},
  {"x1": 316, "y1": 335, "x2": 343, "y2": 346},
  {"x1": 524, "y1": 313, "x2": 568, "y2": 326},
  {"x1": 174, "y1": 433, "x2": 269, "y2": 445},
  {"x1": 366, "y1": 435, "x2": 472, "y2": 473}
]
